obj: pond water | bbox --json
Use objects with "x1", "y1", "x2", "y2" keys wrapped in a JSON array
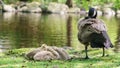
[{"x1": 0, "y1": 12, "x2": 119, "y2": 52}]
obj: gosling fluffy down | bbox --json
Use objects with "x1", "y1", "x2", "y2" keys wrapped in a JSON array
[{"x1": 25, "y1": 44, "x2": 71, "y2": 61}]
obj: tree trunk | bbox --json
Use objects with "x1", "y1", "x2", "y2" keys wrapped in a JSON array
[
  {"x1": 0, "y1": 0, "x2": 4, "y2": 12},
  {"x1": 65, "y1": 0, "x2": 73, "y2": 8}
]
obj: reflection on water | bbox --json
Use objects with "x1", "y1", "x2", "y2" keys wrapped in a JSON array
[
  {"x1": 0, "y1": 12, "x2": 119, "y2": 52},
  {"x1": 115, "y1": 17, "x2": 120, "y2": 52},
  {"x1": 66, "y1": 16, "x2": 72, "y2": 46}
]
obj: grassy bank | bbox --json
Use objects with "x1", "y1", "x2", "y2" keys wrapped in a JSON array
[{"x1": 0, "y1": 48, "x2": 120, "y2": 68}]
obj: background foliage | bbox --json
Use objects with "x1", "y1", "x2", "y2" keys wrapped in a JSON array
[{"x1": 2, "y1": 0, "x2": 120, "y2": 10}]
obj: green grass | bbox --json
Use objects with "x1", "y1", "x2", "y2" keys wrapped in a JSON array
[{"x1": 0, "y1": 48, "x2": 120, "y2": 68}]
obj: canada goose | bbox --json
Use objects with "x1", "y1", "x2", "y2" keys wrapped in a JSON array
[{"x1": 77, "y1": 8, "x2": 113, "y2": 59}]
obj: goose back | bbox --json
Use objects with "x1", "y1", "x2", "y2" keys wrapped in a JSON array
[
  {"x1": 78, "y1": 18, "x2": 107, "y2": 33},
  {"x1": 77, "y1": 18, "x2": 113, "y2": 48}
]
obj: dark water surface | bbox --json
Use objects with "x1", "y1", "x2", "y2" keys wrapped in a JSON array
[{"x1": 0, "y1": 12, "x2": 119, "y2": 52}]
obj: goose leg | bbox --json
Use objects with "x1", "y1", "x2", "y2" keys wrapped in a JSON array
[
  {"x1": 85, "y1": 45, "x2": 89, "y2": 59},
  {"x1": 102, "y1": 47, "x2": 105, "y2": 57}
]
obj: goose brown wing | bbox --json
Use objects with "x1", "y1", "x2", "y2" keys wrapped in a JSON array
[{"x1": 78, "y1": 18, "x2": 107, "y2": 33}]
